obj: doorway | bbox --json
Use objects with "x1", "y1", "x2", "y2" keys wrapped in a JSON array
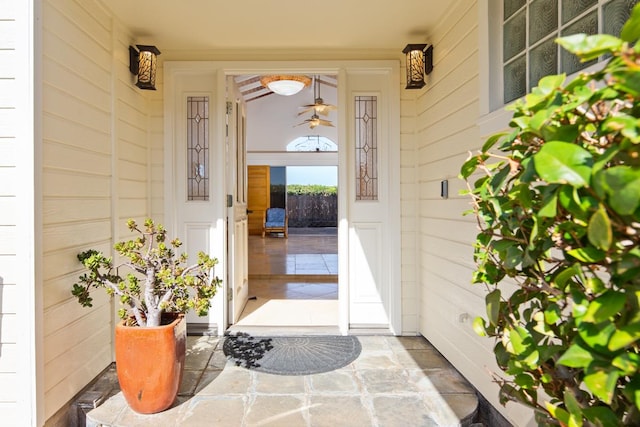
[
  {"x1": 164, "y1": 60, "x2": 401, "y2": 335},
  {"x1": 237, "y1": 75, "x2": 340, "y2": 328},
  {"x1": 246, "y1": 166, "x2": 338, "y2": 300}
]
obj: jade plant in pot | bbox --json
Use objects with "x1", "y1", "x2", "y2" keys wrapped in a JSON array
[
  {"x1": 72, "y1": 218, "x2": 220, "y2": 414},
  {"x1": 461, "y1": 6, "x2": 640, "y2": 426}
]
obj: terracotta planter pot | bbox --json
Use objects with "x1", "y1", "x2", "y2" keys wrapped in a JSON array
[{"x1": 115, "y1": 314, "x2": 186, "y2": 414}]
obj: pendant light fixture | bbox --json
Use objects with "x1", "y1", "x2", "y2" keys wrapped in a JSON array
[{"x1": 260, "y1": 75, "x2": 312, "y2": 96}]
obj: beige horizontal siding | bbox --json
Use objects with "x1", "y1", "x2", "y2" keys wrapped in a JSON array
[
  {"x1": 0, "y1": 0, "x2": 28, "y2": 421},
  {"x1": 41, "y1": 0, "x2": 152, "y2": 421},
  {"x1": 415, "y1": 0, "x2": 534, "y2": 425}
]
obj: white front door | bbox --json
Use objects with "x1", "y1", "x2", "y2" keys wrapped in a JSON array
[
  {"x1": 226, "y1": 76, "x2": 249, "y2": 323},
  {"x1": 343, "y1": 66, "x2": 401, "y2": 333},
  {"x1": 165, "y1": 61, "x2": 401, "y2": 335},
  {"x1": 164, "y1": 64, "x2": 227, "y2": 330}
]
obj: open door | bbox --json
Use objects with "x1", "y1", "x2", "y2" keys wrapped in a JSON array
[
  {"x1": 165, "y1": 60, "x2": 401, "y2": 335},
  {"x1": 226, "y1": 76, "x2": 249, "y2": 324},
  {"x1": 247, "y1": 166, "x2": 270, "y2": 235}
]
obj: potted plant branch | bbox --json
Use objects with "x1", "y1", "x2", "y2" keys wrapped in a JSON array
[
  {"x1": 461, "y1": 5, "x2": 640, "y2": 426},
  {"x1": 72, "y1": 218, "x2": 220, "y2": 414}
]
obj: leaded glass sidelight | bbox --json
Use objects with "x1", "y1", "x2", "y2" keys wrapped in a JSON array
[
  {"x1": 355, "y1": 96, "x2": 378, "y2": 201},
  {"x1": 187, "y1": 96, "x2": 209, "y2": 201}
]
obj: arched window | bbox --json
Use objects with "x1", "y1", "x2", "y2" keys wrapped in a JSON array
[{"x1": 287, "y1": 136, "x2": 337, "y2": 152}]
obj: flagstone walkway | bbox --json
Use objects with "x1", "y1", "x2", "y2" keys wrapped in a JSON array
[{"x1": 82, "y1": 335, "x2": 480, "y2": 427}]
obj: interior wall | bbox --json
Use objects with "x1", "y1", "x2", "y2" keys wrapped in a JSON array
[
  {"x1": 414, "y1": 0, "x2": 533, "y2": 425},
  {"x1": 41, "y1": 0, "x2": 153, "y2": 421}
]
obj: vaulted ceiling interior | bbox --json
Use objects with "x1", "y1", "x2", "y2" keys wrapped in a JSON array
[{"x1": 235, "y1": 75, "x2": 337, "y2": 103}]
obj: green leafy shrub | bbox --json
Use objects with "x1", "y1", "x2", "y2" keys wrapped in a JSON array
[
  {"x1": 72, "y1": 219, "x2": 220, "y2": 327},
  {"x1": 460, "y1": 6, "x2": 640, "y2": 425},
  {"x1": 287, "y1": 184, "x2": 337, "y2": 196}
]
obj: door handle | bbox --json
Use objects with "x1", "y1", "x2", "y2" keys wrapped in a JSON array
[{"x1": 247, "y1": 209, "x2": 253, "y2": 215}]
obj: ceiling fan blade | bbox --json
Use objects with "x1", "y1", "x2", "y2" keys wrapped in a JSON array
[
  {"x1": 317, "y1": 118, "x2": 334, "y2": 127},
  {"x1": 297, "y1": 107, "x2": 315, "y2": 116},
  {"x1": 298, "y1": 103, "x2": 336, "y2": 116},
  {"x1": 314, "y1": 104, "x2": 337, "y2": 115}
]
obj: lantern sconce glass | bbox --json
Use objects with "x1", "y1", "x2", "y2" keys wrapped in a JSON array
[
  {"x1": 402, "y1": 44, "x2": 433, "y2": 90},
  {"x1": 129, "y1": 45, "x2": 161, "y2": 90}
]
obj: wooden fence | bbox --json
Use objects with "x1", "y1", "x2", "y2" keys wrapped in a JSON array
[{"x1": 287, "y1": 194, "x2": 337, "y2": 227}]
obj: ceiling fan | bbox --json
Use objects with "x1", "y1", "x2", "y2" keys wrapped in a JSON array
[
  {"x1": 295, "y1": 113, "x2": 334, "y2": 129},
  {"x1": 298, "y1": 76, "x2": 337, "y2": 117},
  {"x1": 295, "y1": 76, "x2": 336, "y2": 128}
]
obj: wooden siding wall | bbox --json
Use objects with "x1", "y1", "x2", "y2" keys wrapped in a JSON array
[
  {"x1": 0, "y1": 0, "x2": 38, "y2": 423},
  {"x1": 42, "y1": 0, "x2": 154, "y2": 421},
  {"x1": 414, "y1": 1, "x2": 533, "y2": 425}
]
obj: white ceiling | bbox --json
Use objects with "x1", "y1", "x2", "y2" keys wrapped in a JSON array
[
  {"x1": 106, "y1": 1, "x2": 450, "y2": 143},
  {"x1": 105, "y1": 0, "x2": 450, "y2": 53}
]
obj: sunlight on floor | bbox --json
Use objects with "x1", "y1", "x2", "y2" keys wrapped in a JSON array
[
  {"x1": 240, "y1": 231, "x2": 339, "y2": 327},
  {"x1": 236, "y1": 298, "x2": 339, "y2": 326}
]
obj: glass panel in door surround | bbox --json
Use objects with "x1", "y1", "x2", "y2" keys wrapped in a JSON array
[
  {"x1": 355, "y1": 96, "x2": 378, "y2": 201},
  {"x1": 187, "y1": 96, "x2": 209, "y2": 201}
]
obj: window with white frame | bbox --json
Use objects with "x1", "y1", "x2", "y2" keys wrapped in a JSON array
[{"x1": 502, "y1": 0, "x2": 637, "y2": 104}]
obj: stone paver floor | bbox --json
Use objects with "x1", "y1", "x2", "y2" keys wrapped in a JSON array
[{"x1": 83, "y1": 335, "x2": 478, "y2": 427}]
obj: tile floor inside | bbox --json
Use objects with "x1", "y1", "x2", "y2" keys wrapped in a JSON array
[
  {"x1": 79, "y1": 228, "x2": 484, "y2": 426},
  {"x1": 235, "y1": 231, "x2": 340, "y2": 328}
]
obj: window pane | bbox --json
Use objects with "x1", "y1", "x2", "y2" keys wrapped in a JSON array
[
  {"x1": 504, "y1": 0, "x2": 526, "y2": 20},
  {"x1": 561, "y1": 10, "x2": 598, "y2": 74},
  {"x1": 562, "y1": 0, "x2": 597, "y2": 24},
  {"x1": 354, "y1": 96, "x2": 378, "y2": 201},
  {"x1": 603, "y1": 0, "x2": 639, "y2": 36},
  {"x1": 530, "y1": 38, "x2": 557, "y2": 90},
  {"x1": 504, "y1": 55, "x2": 526, "y2": 104},
  {"x1": 504, "y1": 9, "x2": 526, "y2": 62},
  {"x1": 187, "y1": 96, "x2": 209, "y2": 201},
  {"x1": 530, "y1": 0, "x2": 558, "y2": 45}
]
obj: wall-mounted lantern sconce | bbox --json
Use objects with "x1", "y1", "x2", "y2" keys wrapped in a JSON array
[
  {"x1": 129, "y1": 45, "x2": 161, "y2": 90},
  {"x1": 402, "y1": 44, "x2": 433, "y2": 89}
]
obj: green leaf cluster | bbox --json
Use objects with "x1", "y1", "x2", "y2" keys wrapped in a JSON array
[
  {"x1": 461, "y1": 5, "x2": 640, "y2": 425},
  {"x1": 72, "y1": 219, "x2": 221, "y2": 327}
]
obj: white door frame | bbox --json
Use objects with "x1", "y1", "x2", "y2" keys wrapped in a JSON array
[{"x1": 164, "y1": 60, "x2": 401, "y2": 335}]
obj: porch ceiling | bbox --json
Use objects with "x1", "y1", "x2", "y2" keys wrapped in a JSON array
[
  {"x1": 105, "y1": 1, "x2": 449, "y2": 53},
  {"x1": 107, "y1": 1, "x2": 449, "y2": 101}
]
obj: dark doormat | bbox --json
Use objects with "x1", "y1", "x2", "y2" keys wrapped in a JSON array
[{"x1": 223, "y1": 333, "x2": 361, "y2": 375}]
